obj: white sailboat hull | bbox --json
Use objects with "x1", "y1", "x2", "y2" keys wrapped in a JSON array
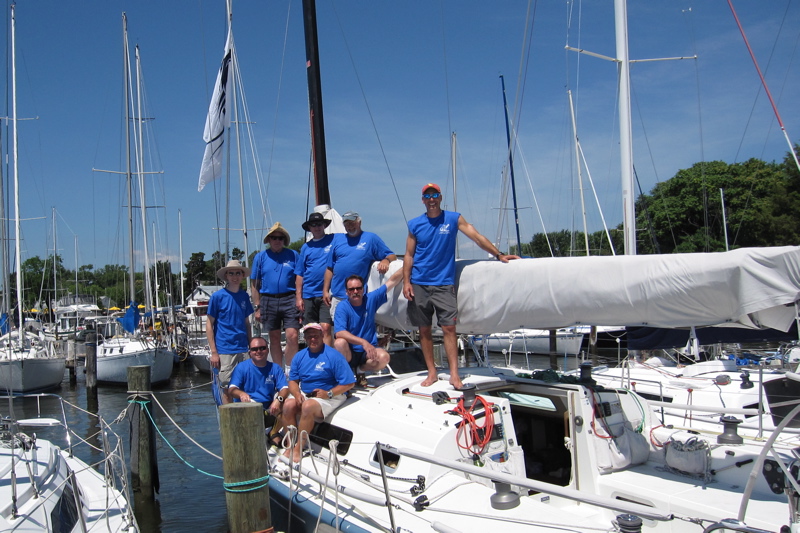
[
  {"x1": 96, "y1": 338, "x2": 173, "y2": 384},
  {"x1": 0, "y1": 356, "x2": 65, "y2": 392}
]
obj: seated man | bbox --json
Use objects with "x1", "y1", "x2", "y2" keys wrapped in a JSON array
[
  {"x1": 228, "y1": 336, "x2": 289, "y2": 442},
  {"x1": 282, "y1": 323, "x2": 355, "y2": 462},
  {"x1": 333, "y1": 270, "x2": 402, "y2": 376}
]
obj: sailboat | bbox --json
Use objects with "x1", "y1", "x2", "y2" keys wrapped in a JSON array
[
  {"x1": 259, "y1": 1, "x2": 800, "y2": 531},
  {"x1": 0, "y1": 5, "x2": 65, "y2": 393},
  {"x1": 94, "y1": 13, "x2": 172, "y2": 385}
]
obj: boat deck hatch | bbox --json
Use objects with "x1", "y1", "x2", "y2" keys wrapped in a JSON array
[{"x1": 310, "y1": 421, "x2": 353, "y2": 455}]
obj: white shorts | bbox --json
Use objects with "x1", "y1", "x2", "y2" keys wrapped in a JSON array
[{"x1": 302, "y1": 392, "x2": 347, "y2": 419}]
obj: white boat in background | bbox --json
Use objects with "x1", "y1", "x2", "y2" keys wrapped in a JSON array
[
  {"x1": 0, "y1": 6, "x2": 65, "y2": 394},
  {"x1": 1, "y1": 391, "x2": 138, "y2": 532},
  {"x1": 0, "y1": 331, "x2": 65, "y2": 392},
  {"x1": 44, "y1": 293, "x2": 100, "y2": 340},
  {"x1": 476, "y1": 328, "x2": 584, "y2": 355}
]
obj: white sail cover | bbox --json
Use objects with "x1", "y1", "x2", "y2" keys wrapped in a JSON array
[{"x1": 373, "y1": 246, "x2": 800, "y2": 335}]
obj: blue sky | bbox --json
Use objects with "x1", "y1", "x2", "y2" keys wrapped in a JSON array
[{"x1": 2, "y1": 1, "x2": 798, "y2": 288}]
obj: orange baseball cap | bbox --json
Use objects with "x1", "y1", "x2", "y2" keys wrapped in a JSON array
[{"x1": 422, "y1": 183, "x2": 441, "y2": 194}]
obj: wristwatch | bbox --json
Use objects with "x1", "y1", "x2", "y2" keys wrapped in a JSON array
[
  {"x1": 276, "y1": 395, "x2": 284, "y2": 403},
  {"x1": 327, "y1": 390, "x2": 333, "y2": 399}
]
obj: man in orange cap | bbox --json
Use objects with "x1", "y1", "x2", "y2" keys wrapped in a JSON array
[{"x1": 403, "y1": 183, "x2": 519, "y2": 389}]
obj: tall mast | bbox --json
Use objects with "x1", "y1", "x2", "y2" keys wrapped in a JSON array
[
  {"x1": 301, "y1": 0, "x2": 331, "y2": 206},
  {"x1": 123, "y1": 13, "x2": 136, "y2": 302},
  {"x1": 134, "y1": 44, "x2": 153, "y2": 313},
  {"x1": 11, "y1": 4, "x2": 23, "y2": 342},
  {"x1": 615, "y1": 0, "x2": 636, "y2": 255},
  {"x1": 500, "y1": 75, "x2": 522, "y2": 256}
]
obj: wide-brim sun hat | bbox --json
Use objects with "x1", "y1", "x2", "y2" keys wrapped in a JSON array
[
  {"x1": 264, "y1": 221, "x2": 291, "y2": 244},
  {"x1": 216, "y1": 259, "x2": 251, "y2": 281},
  {"x1": 302, "y1": 212, "x2": 332, "y2": 232}
]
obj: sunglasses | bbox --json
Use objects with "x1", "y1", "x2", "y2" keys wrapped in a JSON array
[
  {"x1": 347, "y1": 286, "x2": 364, "y2": 293},
  {"x1": 308, "y1": 222, "x2": 323, "y2": 227},
  {"x1": 423, "y1": 192, "x2": 441, "y2": 199},
  {"x1": 227, "y1": 271, "x2": 244, "y2": 276},
  {"x1": 250, "y1": 346, "x2": 268, "y2": 352},
  {"x1": 269, "y1": 235, "x2": 284, "y2": 241}
]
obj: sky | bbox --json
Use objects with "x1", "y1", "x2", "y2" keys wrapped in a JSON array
[{"x1": 1, "y1": 0, "x2": 798, "y2": 294}]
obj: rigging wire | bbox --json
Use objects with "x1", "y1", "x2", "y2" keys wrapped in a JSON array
[{"x1": 329, "y1": 1, "x2": 407, "y2": 224}]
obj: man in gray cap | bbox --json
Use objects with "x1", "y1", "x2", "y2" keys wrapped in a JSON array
[{"x1": 322, "y1": 211, "x2": 396, "y2": 320}]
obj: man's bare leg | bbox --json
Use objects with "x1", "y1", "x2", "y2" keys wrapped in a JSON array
[
  {"x1": 269, "y1": 329, "x2": 284, "y2": 367},
  {"x1": 419, "y1": 325, "x2": 439, "y2": 386},
  {"x1": 285, "y1": 327, "x2": 299, "y2": 366},
  {"x1": 321, "y1": 323, "x2": 333, "y2": 346},
  {"x1": 442, "y1": 325, "x2": 463, "y2": 389}
]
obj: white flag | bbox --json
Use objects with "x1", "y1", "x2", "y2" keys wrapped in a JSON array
[{"x1": 198, "y1": 28, "x2": 233, "y2": 192}]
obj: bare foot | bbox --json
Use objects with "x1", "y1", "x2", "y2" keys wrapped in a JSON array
[
  {"x1": 450, "y1": 375, "x2": 464, "y2": 390},
  {"x1": 420, "y1": 373, "x2": 439, "y2": 387}
]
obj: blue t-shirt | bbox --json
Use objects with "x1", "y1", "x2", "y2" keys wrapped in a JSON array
[
  {"x1": 334, "y1": 285, "x2": 388, "y2": 352},
  {"x1": 408, "y1": 210, "x2": 460, "y2": 285},
  {"x1": 229, "y1": 359, "x2": 288, "y2": 407},
  {"x1": 289, "y1": 344, "x2": 355, "y2": 394},
  {"x1": 207, "y1": 288, "x2": 253, "y2": 354},
  {"x1": 251, "y1": 248, "x2": 299, "y2": 294},
  {"x1": 297, "y1": 234, "x2": 335, "y2": 298},
  {"x1": 327, "y1": 232, "x2": 394, "y2": 299}
]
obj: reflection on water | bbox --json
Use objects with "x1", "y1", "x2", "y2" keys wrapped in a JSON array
[{"x1": 47, "y1": 362, "x2": 229, "y2": 533}]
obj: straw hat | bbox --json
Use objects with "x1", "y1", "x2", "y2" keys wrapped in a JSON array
[
  {"x1": 263, "y1": 222, "x2": 291, "y2": 244},
  {"x1": 216, "y1": 259, "x2": 251, "y2": 281}
]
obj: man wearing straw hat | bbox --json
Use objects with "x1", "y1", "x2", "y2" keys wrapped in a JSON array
[
  {"x1": 207, "y1": 259, "x2": 254, "y2": 404},
  {"x1": 250, "y1": 222, "x2": 301, "y2": 368}
]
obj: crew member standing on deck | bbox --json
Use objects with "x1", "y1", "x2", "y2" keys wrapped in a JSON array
[
  {"x1": 322, "y1": 211, "x2": 396, "y2": 321},
  {"x1": 207, "y1": 259, "x2": 254, "y2": 404},
  {"x1": 250, "y1": 222, "x2": 301, "y2": 368},
  {"x1": 403, "y1": 183, "x2": 520, "y2": 390},
  {"x1": 295, "y1": 212, "x2": 335, "y2": 346}
]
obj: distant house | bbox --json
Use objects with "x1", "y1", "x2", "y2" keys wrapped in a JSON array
[{"x1": 184, "y1": 285, "x2": 224, "y2": 334}]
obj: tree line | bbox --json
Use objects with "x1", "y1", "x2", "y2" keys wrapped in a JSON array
[
  {"x1": 514, "y1": 146, "x2": 800, "y2": 257},
  {"x1": 11, "y1": 147, "x2": 799, "y2": 313}
]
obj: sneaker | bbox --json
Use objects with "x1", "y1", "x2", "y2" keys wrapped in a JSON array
[
  {"x1": 357, "y1": 373, "x2": 368, "y2": 388},
  {"x1": 272, "y1": 461, "x2": 290, "y2": 479}
]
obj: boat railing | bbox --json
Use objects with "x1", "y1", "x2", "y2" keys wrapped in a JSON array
[
  {"x1": 1, "y1": 392, "x2": 134, "y2": 522},
  {"x1": 702, "y1": 519, "x2": 773, "y2": 533}
]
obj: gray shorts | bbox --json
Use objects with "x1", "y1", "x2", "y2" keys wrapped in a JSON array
[
  {"x1": 303, "y1": 297, "x2": 332, "y2": 325},
  {"x1": 407, "y1": 284, "x2": 458, "y2": 327},
  {"x1": 260, "y1": 294, "x2": 302, "y2": 331},
  {"x1": 329, "y1": 296, "x2": 343, "y2": 321},
  {"x1": 219, "y1": 352, "x2": 249, "y2": 387}
]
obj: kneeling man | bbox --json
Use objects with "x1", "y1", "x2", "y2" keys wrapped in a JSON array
[{"x1": 333, "y1": 270, "x2": 402, "y2": 375}]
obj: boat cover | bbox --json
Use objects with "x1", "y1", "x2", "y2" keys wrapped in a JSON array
[{"x1": 372, "y1": 246, "x2": 800, "y2": 335}]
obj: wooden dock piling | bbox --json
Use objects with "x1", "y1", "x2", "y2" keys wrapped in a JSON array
[
  {"x1": 85, "y1": 332, "x2": 97, "y2": 389},
  {"x1": 220, "y1": 402, "x2": 272, "y2": 533},
  {"x1": 128, "y1": 365, "x2": 158, "y2": 499}
]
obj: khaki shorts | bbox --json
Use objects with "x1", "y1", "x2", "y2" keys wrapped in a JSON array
[
  {"x1": 301, "y1": 391, "x2": 347, "y2": 419},
  {"x1": 219, "y1": 352, "x2": 249, "y2": 387}
]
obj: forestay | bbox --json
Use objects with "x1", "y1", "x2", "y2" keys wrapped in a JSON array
[{"x1": 374, "y1": 246, "x2": 800, "y2": 335}]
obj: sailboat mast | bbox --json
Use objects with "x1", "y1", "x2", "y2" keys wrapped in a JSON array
[
  {"x1": 10, "y1": 4, "x2": 23, "y2": 340},
  {"x1": 615, "y1": 0, "x2": 636, "y2": 255},
  {"x1": 134, "y1": 45, "x2": 153, "y2": 313},
  {"x1": 123, "y1": 13, "x2": 136, "y2": 302},
  {"x1": 500, "y1": 75, "x2": 522, "y2": 256},
  {"x1": 302, "y1": 0, "x2": 331, "y2": 207}
]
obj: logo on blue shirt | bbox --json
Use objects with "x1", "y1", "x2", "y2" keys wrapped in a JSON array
[
  {"x1": 356, "y1": 241, "x2": 367, "y2": 251},
  {"x1": 439, "y1": 224, "x2": 451, "y2": 235},
  {"x1": 314, "y1": 361, "x2": 327, "y2": 372}
]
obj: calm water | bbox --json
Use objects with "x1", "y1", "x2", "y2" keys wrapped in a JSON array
[{"x1": 15, "y1": 363, "x2": 229, "y2": 533}]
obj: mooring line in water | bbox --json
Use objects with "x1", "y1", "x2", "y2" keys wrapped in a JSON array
[
  {"x1": 128, "y1": 399, "x2": 223, "y2": 479},
  {"x1": 144, "y1": 394, "x2": 224, "y2": 461},
  {"x1": 152, "y1": 381, "x2": 213, "y2": 394}
]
